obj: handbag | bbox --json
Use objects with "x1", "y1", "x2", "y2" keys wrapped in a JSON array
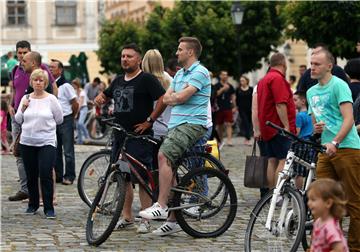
[{"x1": 244, "y1": 140, "x2": 268, "y2": 188}]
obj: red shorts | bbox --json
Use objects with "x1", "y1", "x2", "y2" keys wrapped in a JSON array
[{"x1": 215, "y1": 109, "x2": 233, "y2": 125}]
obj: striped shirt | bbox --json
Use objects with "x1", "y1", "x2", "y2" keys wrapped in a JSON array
[{"x1": 168, "y1": 61, "x2": 211, "y2": 129}]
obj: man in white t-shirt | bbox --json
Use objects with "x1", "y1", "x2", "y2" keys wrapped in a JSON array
[{"x1": 50, "y1": 59, "x2": 79, "y2": 185}]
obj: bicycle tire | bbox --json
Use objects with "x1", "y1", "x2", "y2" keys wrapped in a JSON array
[
  {"x1": 89, "y1": 118, "x2": 110, "y2": 140},
  {"x1": 179, "y1": 152, "x2": 228, "y2": 218},
  {"x1": 244, "y1": 186, "x2": 306, "y2": 252},
  {"x1": 78, "y1": 149, "x2": 112, "y2": 207},
  {"x1": 173, "y1": 167, "x2": 237, "y2": 238},
  {"x1": 86, "y1": 172, "x2": 126, "y2": 246}
]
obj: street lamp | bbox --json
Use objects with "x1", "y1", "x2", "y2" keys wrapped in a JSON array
[
  {"x1": 231, "y1": 2, "x2": 245, "y2": 77},
  {"x1": 231, "y1": 2, "x2": 245, "y2": 25}
]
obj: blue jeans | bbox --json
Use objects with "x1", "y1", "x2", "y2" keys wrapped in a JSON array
[
  {"x1": 76, "y1": 106, "x2": 89, "y2": 144},
  {"x1": 188, "y1": 126, "x2": 213, "y2": 196},
  {"x1": 55, "y1": 115, "x2": 76, "y2": 182},
  {"x1": 21, "y1": 144, "x2": 56, "y2": 213}
]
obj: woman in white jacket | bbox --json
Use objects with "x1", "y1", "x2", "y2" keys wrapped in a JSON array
[{"x1": 15, "y1": 69, "x2": 63, "y2": 219}]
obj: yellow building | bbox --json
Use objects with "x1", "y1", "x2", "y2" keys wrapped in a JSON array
[{"x1": 105, "y1": 0, "x2": 174, "y2": 23}]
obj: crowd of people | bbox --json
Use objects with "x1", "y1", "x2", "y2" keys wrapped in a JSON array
[{"x1": 1, "y1": 37, "x2": 360, "y2": 251}]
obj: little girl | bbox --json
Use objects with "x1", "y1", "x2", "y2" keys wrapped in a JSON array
[
  {"x1": 1, "y1": 100, "x2": 10, "y2": 154},
  {"x1": 307, "y1": 178, "x2": 349, "y2": 252}
]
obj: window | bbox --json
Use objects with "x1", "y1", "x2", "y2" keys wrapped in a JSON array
[
  {"x1": 7, "y1": 0, "x2": 27, "y2": 26},
  {"x1": 55, "y1": 1, "x2": 76, "y2": 26}
]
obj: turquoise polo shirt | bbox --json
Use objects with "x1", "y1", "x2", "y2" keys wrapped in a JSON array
[
  {"x1": 307, "y1": 75, "x2": 360, "y2": 149},
  {"x1": 168, "y1": 61, "x2": 211, "y2": 129}
]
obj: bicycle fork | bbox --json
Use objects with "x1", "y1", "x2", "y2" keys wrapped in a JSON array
[{"x1": 265, "y1": 151, "x2": 295, "y2": 232}]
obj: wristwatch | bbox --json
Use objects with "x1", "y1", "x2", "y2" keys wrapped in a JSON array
[
  {"x1": 331, "y1": 140, "x2": 340, "y2": 148},
  {"x1": 146, "y1": 116, "x2": 154, "y2": 124}
]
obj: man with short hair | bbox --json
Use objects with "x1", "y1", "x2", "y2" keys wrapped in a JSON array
[
  {"x1": 95, "y1": 43, "x2": 166, "y2": 234},
  {"x1": 214, "y1": 70, "x2": 236, "y2": 146},
  {"x1": 139, "y1": 37, "x2": 211, "y2": 236},
  {"x1": 84, "y1": 77, "x2": 100, "y2": 101},
  {"x1": 297, "y1": 43, "x2": 349, "y2": 93},
  {"x1": 8, "y1": 42, "x2": 57, "y2": 202},
  {"x1": 50, "y1": 59, "x2": 79, "y2": 185},
  {"x1": 307, "y1": 49, "x2": 360, "y2": 250},
  {"x1": 299, "y1": 64, "x2": 307, "y2": 77},
  {"x1": 257, "y1": 53, "x2": 296, "y2": 188}
]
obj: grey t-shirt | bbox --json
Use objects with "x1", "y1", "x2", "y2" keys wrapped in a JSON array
[{"x1": 84, "y1": 83, "x2": 99, "y2": 100}]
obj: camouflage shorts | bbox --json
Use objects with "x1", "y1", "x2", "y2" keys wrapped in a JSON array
[{"x1": 159, "y1": 123, "x2": 207, "y2": 168}]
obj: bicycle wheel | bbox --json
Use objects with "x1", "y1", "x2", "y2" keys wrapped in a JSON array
[
  {"x1": 86, "y1": 172, "x2": 126, "y2": 246},
  {"x1": 179, "y1": 152, "x2": 228, "y2": 218},
  {"x1": 173, "y1": 167, "x2": 237, "y2": 238},
  {"x1": 89, "y1": 118, "x2": 109, "y2": 140},
  {"x1": 244, "y1": 186, "x2": 306, "y2": 252},
  {"x1": 78, "y1": 150, "x2": 112, "y2": 207},
  {"x1": 301, "y1": 198, "x2": 313, "y2": 251}
]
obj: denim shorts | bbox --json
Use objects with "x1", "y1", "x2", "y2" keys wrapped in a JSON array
[
  {"x1": 159, "y1": 123, "x2": 207, "y2": 168},
  {"x1": 263, "y1": 134, "x2": 291, "y2": 159}
]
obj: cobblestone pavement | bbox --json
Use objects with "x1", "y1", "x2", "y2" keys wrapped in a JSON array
[{"x1": 0, "y1": 137, "x2": 265, "y2": 252}]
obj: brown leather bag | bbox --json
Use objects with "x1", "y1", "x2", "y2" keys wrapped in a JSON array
[
  {"x1": 244, "y1": 140, "x2": 268, "y2": 188},
  {"x1": 13, "y1": 130, "x2": 21, "y2": 157}
]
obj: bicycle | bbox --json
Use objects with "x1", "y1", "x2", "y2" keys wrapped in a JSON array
[
  {"x1": 244, "y1": 121, "x2": 325, "y2": 252},
  {"x1": 78, "y1": 118, "x2": 227, "y2": 208},
  {"x1": 86, "y1": 121, "x2": 237, "y2": 246}
]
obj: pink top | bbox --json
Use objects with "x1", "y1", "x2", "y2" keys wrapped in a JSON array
[
  {"x1": 1, "y1": 110, "x2": 7, "y2": 131},
  {"x1": 311, "y1": 217, "x2": 349, "y2": 252}
]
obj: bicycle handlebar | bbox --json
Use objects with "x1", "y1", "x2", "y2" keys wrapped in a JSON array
[
  {"x1": 265, "y1": 121, "x2": 326, "y2": 153},
  {"x1": 101, "y1": 117, "x2": 160, "y2": 145}
]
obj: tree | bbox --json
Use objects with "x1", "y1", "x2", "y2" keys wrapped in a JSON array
[
  {"x1": 142, "y1": 1, "x2": 284, "y2": 77},
  {"x1": 96, "y1": 20, "x2": 143, "y2": 74},
  {"x1": 97, "y1": 1, "x2": 284, "y2": 77},
  {"x1": 283, "y1": 1, "x2": 360, "y2": 59}
]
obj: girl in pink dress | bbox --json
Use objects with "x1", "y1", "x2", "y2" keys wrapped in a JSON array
[
  {"x1": 307, "y1": 178, "x2": 349, "y2": 252},
  {"x1": 1, "y1": 100, "x2": 10, "y2": 154}
]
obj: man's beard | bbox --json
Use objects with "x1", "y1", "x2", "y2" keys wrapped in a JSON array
[{"x1": 122, "y1": 66, "x2": 137, "y2": 73}]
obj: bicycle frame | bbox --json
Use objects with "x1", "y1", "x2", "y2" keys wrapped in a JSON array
[{"x1": 264, "y1": 121, "x2": 323, "y2": 233}]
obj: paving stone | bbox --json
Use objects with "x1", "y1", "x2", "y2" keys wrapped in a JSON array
[{"x1": 0, "y1": 137, "x2": 300, "y2": 251}]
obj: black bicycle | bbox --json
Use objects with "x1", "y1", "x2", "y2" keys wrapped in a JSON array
[
  {"x1": 86, "y1": 121, "x2": 237, "y2": 246},
  {"x1": 78, "y1": 119, "x2": 227, "y2": 208}
]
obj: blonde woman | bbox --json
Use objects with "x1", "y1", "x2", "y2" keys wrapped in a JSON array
[
  {"x1": 142, "y1": 49, "x2": 172, "y2": 139},
  {"x1": 15, "y1": 69, "x2": 63, "y2": 218}
]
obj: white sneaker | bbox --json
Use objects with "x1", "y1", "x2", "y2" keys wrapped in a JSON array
[
  {"x1": 115, "y1": 218, "x2": 134, "y2": 230},
  {"x1": 152, "y1": 221, "x2": 181, "y2": 236},
  {"x1": 139, "y1": 202, "x2": 168, "y2": 220},
  {"x1": 186, "y1": 206, "x2": 200, "y2": 215},
  {"x1": 137, "y1": 220, "x2": 151, "y2": 234}
]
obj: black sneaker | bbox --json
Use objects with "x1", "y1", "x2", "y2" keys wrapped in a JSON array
[
  {"x1": 9, "y1": 191, "x2": 28, "y2": 201},
  {"x1": 25, "y1": 207, "x2": 37, "y2": 215},
  {"x1": 45, "y1": 210, "x2": 56, "y2": 219}
]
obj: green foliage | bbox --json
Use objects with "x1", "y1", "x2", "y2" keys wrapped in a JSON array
[
  {"x1": 96, "y1": 20, "x2": 144, "y2": 74},
  {"x1": 97, "y1": 1, "x2": 284, "y2": 77},
  {"x1": 283, "y1": 1, "x2": 360, "y2": 59}
]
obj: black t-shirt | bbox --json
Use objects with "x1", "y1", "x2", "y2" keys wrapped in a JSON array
[
  {"x1": 214, "y1": 82, "x2": 235, "y2": 110},
  {"x1": 349, "y1": 82, "x2": 360, "y2": 103},
  {"x1": 235, "y1": 86, "x2": 253, "y2": 113},
  {"x1": 103, "y1": 72, "x2": 165, "y2": 133},
  {"x1": 296, "y1": 65, "x2": 349, "y2": 93}
]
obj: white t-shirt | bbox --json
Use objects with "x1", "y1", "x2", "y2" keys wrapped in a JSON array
[
  {"x1": 78, "y1": 89, "x2": 88, "y2": 108},
  {"x1": 15, "y1": 94, "x2": 63, "y2": 147},
  {"x1": 58, "y1": 83, "x2": 77, "y2": 116}
]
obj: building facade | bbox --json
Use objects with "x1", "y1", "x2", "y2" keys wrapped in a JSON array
[
  {"x1": 0, "y1": 0, "x2": 104, "y2": 90},
  {"x1": 104, "y1": 0, "x2": 174, "y2": 23}
]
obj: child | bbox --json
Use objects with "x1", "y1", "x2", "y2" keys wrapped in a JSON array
[
  {"x1": 307, "y1": 178, "x2": 349, "y2": 252},
  {"x1": 1, "y1": 100, "x2": 10, "y2": 154},
  {"x1": 293, "y1": 91, "x2": 314, "y2": 189}
]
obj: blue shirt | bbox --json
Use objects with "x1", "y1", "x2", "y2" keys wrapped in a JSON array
[
  {"x1": 307, "y1": 76, "x2": 360, "y2": 149},
  {"x1": 296, "y1": 111, "x2": 313, "y2": 139},
  {"x1": 168, "y1": 61, "x2": 211, "y2": 129}
]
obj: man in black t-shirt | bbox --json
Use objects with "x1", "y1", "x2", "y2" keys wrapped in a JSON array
[
  {"x1": 94, "y1": 43, "x2": 166, "y2": 233},
  {"x1": 213, "y1": 70, "x2": 236, "y2": 146}
]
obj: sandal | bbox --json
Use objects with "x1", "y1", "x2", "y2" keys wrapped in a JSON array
[{"x1": 115, "y1": 218, "x2": 134, "y2": 230}]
